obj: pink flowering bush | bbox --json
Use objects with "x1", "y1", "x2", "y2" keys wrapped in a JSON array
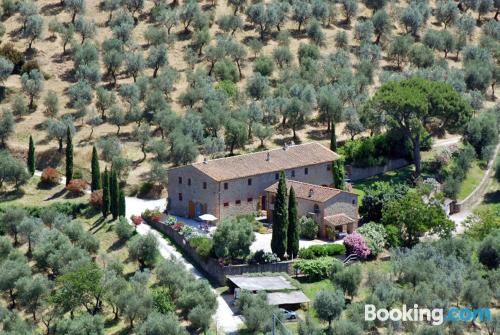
[{"x1": 344, "y1": 233, "x2": 370, "y2": 259}]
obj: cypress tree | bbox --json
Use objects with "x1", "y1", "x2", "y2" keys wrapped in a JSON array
[
  {"x1": 110, "y1": 169, "x2": 119, "y2": 220},
  {"x1": 271, "y1": 171, "x2": 288, "y2": 259},
  {"x1": 287, "y1": 186, "x2": 299, "y2": 259},
  {"x1": 118, "y1": 189, "x2": 126, "y2": 217},
  {"x1": 330, "y1": 126, "x2": 337, "y2": 151},
  {"x1": 65, "y1": 127, "x2": 73, "y2": 185},
  {"x1": 27, "y1": 135, "x2": 35, "y2": 176},
  {"x1": 91, "y1": 146, "x2": 101, "y2": 191},
  {"x1": 102, "y1": 168, "x2": 110, "y2": 217},
  {"x1": 333, "y1": 159, "x2": 345, "y2": 190}
]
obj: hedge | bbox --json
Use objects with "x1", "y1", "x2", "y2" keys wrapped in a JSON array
[
  {"x1": 0, "y1": 202, "x2": 88, "y2": 218},
  {"x1": 293, "y1": 257, "x2": 333, "y2": 281},
  {"x1": 298, "y1": 244, "x2": 346, "y2": 259}
]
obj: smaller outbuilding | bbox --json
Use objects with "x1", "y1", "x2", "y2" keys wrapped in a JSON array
[
  {"x1": 226, "y1": 275, "x2": 310, "y2": 310},
  {"x1": 265, "y1": 180, "x2": 359, "y2": 239}
]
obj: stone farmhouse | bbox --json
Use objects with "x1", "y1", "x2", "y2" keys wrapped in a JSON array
[
  {"x1": 167, "y1": 142, "x2": 359, "y2": 236},
  {"x1": 265, "y1": 180, "x2": 358, "y2": 239}
]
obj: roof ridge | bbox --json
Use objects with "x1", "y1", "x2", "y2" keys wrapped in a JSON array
[
  {"x1": 191, "y1": 142, "x2": 323, "y2": 166},
  {"x1": 286, "y1": 179, "x2": 341, "y2": 191}
]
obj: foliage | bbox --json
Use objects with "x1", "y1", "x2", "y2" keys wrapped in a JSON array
[
  {"x1": 293, "y1": 257, "x2": 332, "y2": 281},
  {"x1": 382, "y1": 191, "x2": 454, "y2": 247},
  {"x1": 360, "y1": 181, "x2": 409, "y2": 223},
  {"x1": 236, "y1": 291, "x2": 281, "y2": 333},
  {"x1": 299, "y1": 216, "x2": 318, "y2": 240},
  {"x1": 331, "y1": 262, "x2": 362, "y2": 299},
  {"x1": 115, "y1": 217, "x2": 134, "y2": 240},
  {"x1": 287, "y1": 186, "x2": 300, "y2": 258},
  {"x1": 40, "y1": 167, "x2": 61, "y2": 186},
  {"x1": 356, "y1": 222, "x2": 387, "y2": 257},
  {"x1": 66, "y1": 179, "x2": 88, "y2": 196},
  {"x1": 213, "y1": 218, "x2": 255, "y2": 262},
  {"x1": 271, "y1": 171, "x2": 288, "y2": 258},
  {"x1": 298, "y1": 244, "x2": 346, "y2": 259},
  {"x1": 248, "y1": 250, "x2": 280, "y2": 264},
  {"x1": 478, "y1": 229, "x2": 499, "y2": 269},
  {"x1": 372, "y1": 78, "x2": 472, "y2": 176},
  {"x1": 188, "y1": 236, "x2": 213, "y2": 259},
  {"x1": 128, "y1": 233, "x2": 159, "y2": 270},
  {"x1": 313, "y1": 289, "x2": 344, "y2": 331},
  {"x1": 344, "y1": 233, "x2": 371, "y2": 259}
]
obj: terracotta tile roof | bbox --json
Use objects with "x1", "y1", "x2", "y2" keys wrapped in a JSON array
[
  {"x1": 265, "y1": 180, "x2": 343, "y2": 203},
  {"x1": 324, "y1": 214, "x2": 356, "y2": 227},
  {"x1": 182, "y1": 142, "x2": 339, "y2": 182}
]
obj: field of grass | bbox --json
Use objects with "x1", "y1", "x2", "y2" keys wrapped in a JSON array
[
  {"x1": 458, "y1": 162, "x2": 486, "y2": 201},
  {"x1": 0, "y1": 175, "x2": 87, "y2": 207}
]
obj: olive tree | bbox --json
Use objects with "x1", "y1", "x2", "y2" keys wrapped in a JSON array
[{"x1": 21, "y1": 69, "x2": 44, "y2": 111}]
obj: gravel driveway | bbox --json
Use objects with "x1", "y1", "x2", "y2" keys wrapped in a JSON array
[{"x1": 126, "y1": 197, "x2": 244, "y2": 334}]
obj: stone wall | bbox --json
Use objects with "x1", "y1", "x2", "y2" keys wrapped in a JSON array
[
  {"x1": 150, "y1": 221, "x2": 294, "y2": 285},
  {"x1": 453, "y1": 141, "x2": 500, "y2": 213},
  {"x1": 347, "y1": 159, "x2": 410, "y2": 181}
]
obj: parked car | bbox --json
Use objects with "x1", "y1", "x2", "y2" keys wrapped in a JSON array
[
  {"x1": 336, "y1": 232, "x2": 348, "y2": 240},
  {"x1": 280, "y1": 308, "x2": 297, "y2": 320}
]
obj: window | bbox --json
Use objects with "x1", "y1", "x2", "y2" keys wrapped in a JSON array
[
  {"x1": 235, "y1": 200, "x2": 241, "y2": 205},
  {"x1": 304, "y1": 167, "x2": 308, "y2": 175},
  {"x1": 248, "y1": 178, "x2": 252, "y2": 186},
  {"x1": 203, "y1": 182, "x2": 207, "y2": 189},
  {"x1": 291, "y1": 170, "x2": 295, "y2": 177},
  {"x1": 223, "y1": 202, "x2": 229, "y2": 207},
  {"x1": 178, "y1": 177, "x2": 182, "y2": 184},
  {"x1": 313, "y1": 204, "x2": 320, "y2": 214},
  {"x1": 178, "y1": 193, "x2": 183, "y2": 201},
  {"x1": 271, "y1": 195, "x2": 275, "y2": 204},
  {"x1": 247, "y1": 198, "x2": 253, "y2": 202},
  {"x1": 188, "y1": 178, "x2": 191, "y2": 186},
  {"x1": 352, "y1": 199, "x2": 356, "y2": 205},
  {"x1": 327, "y1": 164, "x2": 331, "y2": 171},
  {"x1": 275, "y1": 173, "x2": 279, "y2": 180},
  {"x1": 224, "y1": 182, "x2": 228, "y2": 190}
]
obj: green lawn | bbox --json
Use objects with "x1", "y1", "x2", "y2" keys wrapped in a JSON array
[
  {"x1": 351, "y1": 165, "x2": 420, "y2": 198},
  {"x1": 458, "y1": 162, "x2": 486, "y2": 201},
  {"x1": 0, "y1": 175, "x2": 86, "y2": 207}
]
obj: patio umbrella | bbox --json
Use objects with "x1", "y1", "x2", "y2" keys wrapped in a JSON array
[{"x1": 199, "y1": 214, "x2": 217, "y2": 221}]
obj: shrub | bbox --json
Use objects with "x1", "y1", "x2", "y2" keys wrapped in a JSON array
[
  {"x1": 343, "y1": 233, "x2": 370, "y2": 259},
  {"x1": 189, "y1": 236, "x2": 213, "y2": 259},
  {"x1": 163, "y1": 215, "x2": 177, "y2": 226},
  {"x1": 131, "y1": 215, "x2": 144, "y2": 226},
  {"x1": 66, "y1": 179, "x2": 88, "y2": 195},
  {"x1": 249, "y1": 250, "x2": 280, "y2": 264},
  {"x1": 141, "y1": 208, "x2": 162, "y2": 223},
  {"x1": 253, "y1": 56, "x2": 274, "y2": 76},
  {"x1": 20, "y1": 59, "x2": 41, "y2": 75},
  {"x1": 298, "y1": 244, "x2": 346, "y2": 259},
  {"x1": 137, "y1": 181, "x2": 153, "y2": 198},
  {"x1": 152, "y1": 287, "x2": 175, "y2": 314},
  {"x1": 293, "y1": 257, "x2": 332, "y2": 281},
  {"x1": 40, "y1": 167, "x2": 61, "y2": 186},
  {"x1": 89, "y1": 190, "x2": 103, "y2": 207},
  {"x1": 478, "y1": 230, "x2": 499, "y2": 270},
  {"x1": 179, "y1": 225, "x2": 194, "y2": 237},
  {"x1": 299, "y1": 216, "x2": 318, "y2": 240},
  {"x1": 213, "y1": 218, "x2": 255, "y2": 262},
  {"x1": 115, "y1": 217, "x2": 134, "y2": 240},
  {"x1": 0, "y1": 43, "x2": 24, "y2": 73},
  {"x1": 356, "y1": 222, "x2": 386, "y2": 258},
  {"x1": 172, "y1": 222, "x2": 184, "y2": 231}
]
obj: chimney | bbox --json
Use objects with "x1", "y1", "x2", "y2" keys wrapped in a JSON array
[
  {"x1": 308, "y1": 188, "x2": 314, "y2": 197},
  {"x1": 266, "y1": 152, "x2": 270, "y2": 161}
]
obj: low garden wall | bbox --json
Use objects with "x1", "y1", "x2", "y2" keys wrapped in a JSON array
[
  {"x1": 346, "y1": 159, "x2": 410, "y2": 181},
  {"x1": 452, "y1": 141, "x2": 500, "y2": 213},
  {"x1": 148, "y1": 220, "x2": 294, "y2": 286}
]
